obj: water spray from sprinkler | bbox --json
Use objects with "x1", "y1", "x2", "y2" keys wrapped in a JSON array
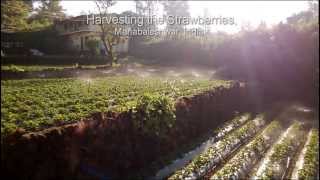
[{"x1": 85, "y1": 79, "x2": 92, "y2": 93}]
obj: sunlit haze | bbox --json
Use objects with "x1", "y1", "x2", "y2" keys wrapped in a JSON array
[
  {"x1": 48, "y1": 1, "x2": 311, "y2": 33},
  {"x1": 2, "y1": 0, "x2": 318, "y2": 179}
]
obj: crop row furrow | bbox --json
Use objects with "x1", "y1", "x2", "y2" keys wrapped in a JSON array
[
  {"x1": 168, "y1": 114, "x2": 265, "y2": 180},
  {"x1": 154, "y1": 113, "x2": 252, "y2": 179},
  {"x1": 252, "y1": 121, "x2": 305, "y2": 180},
  {"x1": 292, "y1": 129, "x2": 319, "y2": 180},
  {"x1": 210, "y1": 120, "x2": 283, "y2": 180}
]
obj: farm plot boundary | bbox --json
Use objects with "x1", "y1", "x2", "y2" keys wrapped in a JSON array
[{"x1": 2, "y1": 82, "x2": 251, "y2": 180}]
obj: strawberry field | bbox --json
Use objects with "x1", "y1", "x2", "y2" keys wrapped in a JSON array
[
  {"x1": 1, "y1": 76, "x2": 318, "y2": 180},
  {"x1": 1, "y1": 76, "x2": 232, "y2": 137}
]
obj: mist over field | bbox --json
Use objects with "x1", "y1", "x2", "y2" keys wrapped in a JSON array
[{"x1": 1, "y1": 1, "x2": 319, "y2": 179}]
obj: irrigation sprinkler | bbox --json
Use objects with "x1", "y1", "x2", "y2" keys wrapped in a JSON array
[{"x1": 85, "y1": 79, "x2": 92, "y2": 93}]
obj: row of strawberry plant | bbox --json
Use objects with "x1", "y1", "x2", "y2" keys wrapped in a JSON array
[
  {"x1": 253, "y1": 121, "x2": 305, "y2": 179},
  {"x1": 168, "y1": 114, "x2": 265, "y2": 180},
  {"x1": 296, "y1": 129, "x2": 319, "y2": 179},
  {"x1": 210, "y1": 120, "x2": 282, "y2": 180},
  {"x1": 153, "y1": 113, "x2": 251, "y2": 179},
  {"x1": 213, "y1": 113, "x2": 251, "y2": 140},
  {"x1": 1, "y1": 76, "x2": 232, "y2": 136}
]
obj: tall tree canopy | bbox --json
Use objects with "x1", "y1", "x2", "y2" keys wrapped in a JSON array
[
  {"x1": 1, "y1": 0, "x2": 32, "y2": 32},
  {"x1": 94, "y1": 0, "x2": 123, "y2": 65},
  {"x1": 1, "y1": 0, "x2": 65, "y2": 32},
  {"x1": 30, "y1": 0, "x2": 66, "y2": 28},
  {"x1": 162, "y1": 1, "x2": 190, "y2": 31},
  {"x1": 134, "y1": 0, "x2": 157, "y2": 17}
]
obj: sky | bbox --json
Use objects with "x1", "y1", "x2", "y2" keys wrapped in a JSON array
[{"x1": 42, "y1": 1, "x2": 311, "y2": 33}]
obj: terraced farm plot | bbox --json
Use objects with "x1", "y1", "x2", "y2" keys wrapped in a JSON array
[
  {"x1": 2, "y1": 76, "x2": 318, "y2": 180},
  {"x1": 168, "y1": 114, "x2": 266, "y2": 180},
  {"x1": 1, "y1": 76, "x2": 233, "y2": 137},
  {"x1": 166, "y1": 119, "x2": 319, "y2": 180},
  {"x1": 154, "y1": 113, "x2": 252, "y2": 179},
  {"x1": 252, "y1": 121, "x2": 305, "y2": 179},
  {"x1": 210, "y1": 120, "x2": 283, "y2": 180},
  {"x1": 292, "y1": 129, "x2": 319, "y2": 180}
]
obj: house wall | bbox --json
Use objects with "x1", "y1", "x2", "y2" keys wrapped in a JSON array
[
  {"x1": 66, "y1": 33, "x2": 129, "y2": 54},
  {"x1": 55, "y1": 17, "x2": 129, "y2": 55}
]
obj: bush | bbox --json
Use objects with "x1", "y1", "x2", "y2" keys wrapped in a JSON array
[{"x1": 132, "y1": 93, "x2": 176, "y2": 137}]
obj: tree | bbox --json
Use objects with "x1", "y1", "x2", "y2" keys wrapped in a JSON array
[
  {"x1": 31, "y1": 0, "x2": 66, "y2": 27},
  {"x1": 162, "y1": 1, "x2": 190, "y2": 31},
  {"x1": 94, "y1": 0, "x2": 123, "y2": 66},
  {"x1": 133, "y1": 0, "x2": 157, "y2": 28},
  {"x1": 134, "y1": 0, "x2": 145, "y2": 16},
  {"x1": 145, "y1": 0, "x2": 156, "y2": 18},
  {"x1": 308, "y1": 0, "x2": 319, "y2": 18},
  {"x1": 286, "y1": 1, "x2": 318, "y2": 29},
  {"x1": 134, "y1": 0, "x2": 157, "y2": 17},
  {"x1": 1, "y1": 0, "x2": 31, "y2": 32}
]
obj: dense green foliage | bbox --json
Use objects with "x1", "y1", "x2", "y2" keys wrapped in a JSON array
[
  {"x1": 298, "y1": 129, "x2": 319, "y2": 179},
  {"x1": 132, "y1": 93, "x2": 176, "y2": 137},
  {"x1": 1, "y1": 76, "x2": 231, "y2": 136},
  {"x1": 1, "y1": 0, "x2": 66, "y2": 32},
  {"x1": 30, "y1": 0, "x2": 66, "y2": 27},
  {"x1": 1, "y1": 0, "x2": 31, "y2": 32}
]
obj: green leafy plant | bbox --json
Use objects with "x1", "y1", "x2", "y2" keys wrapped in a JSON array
[
  {"x1": 1, "y1": 76, "x2": 232, "y2": 137},
  {"x1": 133, "y1": 93, "x2": 176, "y2": 137},
  {"x1": 297, "y1": 129, "x2": 319, "y2": 180},
  {"x1": 255, "y1": 121, "x2": 304, "y2": 180}
]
